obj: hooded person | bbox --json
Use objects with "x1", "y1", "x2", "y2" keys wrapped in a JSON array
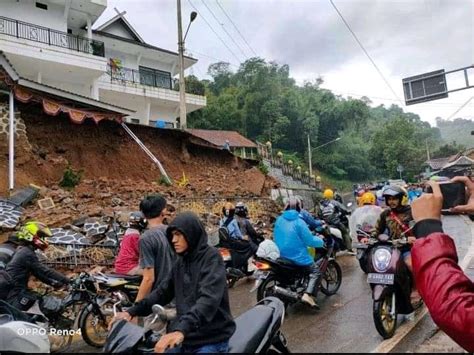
[{"x1": 110, "y1": 212, "x2": 235, "y2": 353}]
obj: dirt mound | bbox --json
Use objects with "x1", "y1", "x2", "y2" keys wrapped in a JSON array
[{"x1": 0, "y1": 103, "x2": 278, "y2": 197}]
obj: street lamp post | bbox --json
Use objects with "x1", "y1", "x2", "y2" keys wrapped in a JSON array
[{"x1": 177, "y1": 0, "x2": 197, "y2": 129}]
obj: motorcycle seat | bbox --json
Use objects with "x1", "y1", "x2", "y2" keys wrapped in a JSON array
[
  {"x1": 105, "y1": 273, "x2": 142, "y2": 283},
  {"x1": 228, "y1": 304, "x2": 274, "y2": 353}
]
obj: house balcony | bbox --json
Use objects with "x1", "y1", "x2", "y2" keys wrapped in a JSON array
[
  {"x1": 0, "y1": 16, "x2": 107, "y2": 85},
  {"x1": 99, "y1": 64, "x2": 206, "y2": 119},
  {"x1": 0, "y1": 16, "x2": 105, "y2": 57}
]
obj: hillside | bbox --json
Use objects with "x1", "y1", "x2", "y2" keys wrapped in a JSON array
[
  {"x1": 436, "y1": 118, "x2": 474, "y2": 148},
  {"x1": 0, "y1": 102, "x2": 276, "y2": 200}
]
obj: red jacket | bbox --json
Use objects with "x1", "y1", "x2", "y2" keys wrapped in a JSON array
[{"x1": 412, "y1": 232, "x2": 474, "y2": 352}]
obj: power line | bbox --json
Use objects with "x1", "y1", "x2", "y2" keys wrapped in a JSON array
[
  {"x1": 329, "y1": 0, "x2": 405, "y2": 107},
  {"x1": 187, "y1": 48, "x2": 240, "y2": 68},
  {"x1": 446, "y1": 96, "x2": 474, "y2": 120},
  {"x1": 187, "y1": 0, "x2": 241, "y2": 64},
  {"x1": 215, "y1": 0, "x2": 258, "y2": 57},
  {"x1": 199, "y1": 0, "x2": 249, "y2": 60}
]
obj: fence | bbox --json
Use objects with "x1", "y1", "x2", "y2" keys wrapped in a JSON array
[
  {"x1": 256, "y1": 141, "x2": 322, "y2": 189},
  {"x1": 0, "y1": 16, "x2": 105, "y2": 57},
  {"x1": 38, "y1": 243, "x2": 117, "y2": 268}
]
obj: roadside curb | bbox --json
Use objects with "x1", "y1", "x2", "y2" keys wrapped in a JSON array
[{"x1": 371, "y1": 215, "x2": 474, "y2": 353}]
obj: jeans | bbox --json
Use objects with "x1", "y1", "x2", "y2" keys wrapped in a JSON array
[
  {"x1": 165, "y1": 340, "x2": 229, "y2": 353},
  {"x1": 305, "y1": 262, "x2": 322, "y2": 296}
]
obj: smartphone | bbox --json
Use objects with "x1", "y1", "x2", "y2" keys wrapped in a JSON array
[{"x1": 426, "y1": 181, "x2": 466, "y2": 211}]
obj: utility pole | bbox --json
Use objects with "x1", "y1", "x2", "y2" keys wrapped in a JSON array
[
  {"x1": 177, "y1": 0, "x2": 187, "y2": 129},
  {"x1": 425, "y1": 139, "x2": 431, "y2": 161},
  {"x1": 308, "y1": 134, "x2": 312, "y2": 178}
]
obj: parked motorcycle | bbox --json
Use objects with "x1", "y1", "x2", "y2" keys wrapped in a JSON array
[
  {"x1": 104, "y1": 297, "x2": 290, "y2": 353},
  {"x1": 253, "y1": 233, "x2": 342, "y2": 308},
  {"x1": 366, "y1": 234, "x2": 418, "y2": 339},
  {"x1": 77, "y1": 272, "x2": 142, "y2": 348}
]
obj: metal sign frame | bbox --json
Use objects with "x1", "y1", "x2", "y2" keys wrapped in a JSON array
[{"x1": 402, "y1": 65, "x2": 474, "y2": 105}]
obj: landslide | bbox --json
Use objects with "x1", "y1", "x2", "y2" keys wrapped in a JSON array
[{"x1": 0, "y1": 104, "x2": 278, "y2": 198}]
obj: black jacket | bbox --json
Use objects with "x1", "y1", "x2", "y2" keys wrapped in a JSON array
[
  {"x1": 127, "y1": 212, "x2": 236, "y2": 346},
  {"x1": 5, "y1": 245, "x2": 70, "y2": 300}
]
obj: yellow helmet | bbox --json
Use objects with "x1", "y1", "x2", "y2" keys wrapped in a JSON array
[
  {"x1": 360, "y1": 192, "x2": 376, "y2": 206},
  {"x1": 17, "y1": 221, "x2": 52, "y2": 250},
  {"x1": 323, "y1": 189, "x2": 334, "y2": 200}
]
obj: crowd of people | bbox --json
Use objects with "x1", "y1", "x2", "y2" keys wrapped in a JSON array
[{"x1": 0, "y1": 176, "x2": 473, "y2": 352}]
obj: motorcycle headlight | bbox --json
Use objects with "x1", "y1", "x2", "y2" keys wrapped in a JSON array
[{"x1": 373, "y1": 248, "x2": 391, "y2": 272}]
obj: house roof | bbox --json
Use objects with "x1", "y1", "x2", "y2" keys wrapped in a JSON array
[
  {"x1": 0, "y1": 51, "x2": 134, "y2": 116},
  {"x1": 186, "y1": 129, "x2": 257, "y2": 148},
  {"x1": 95, "y1": 9, "x2": 145, "y2": 43},
  {"x1": 425, "y1": 157, "x2": 453, "y2": 170},
  {"x1": 442, "y1": 156, "x2": 474, "y2": 170}
]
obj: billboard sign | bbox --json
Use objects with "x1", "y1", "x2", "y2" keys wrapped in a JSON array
[{"x1": 402, "y1": 69, "x2": 448, "y2": 105}]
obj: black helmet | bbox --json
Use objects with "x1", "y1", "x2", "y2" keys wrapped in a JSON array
[
  {"x1": 382, "y1": 185, "x2": 407, "y2": 209},
  {"x1": 235, "y1": 202, "x2": 248, "y2": 218},
  {"x1": 128, "y1": 211, "x2": 148, "y2": 231}
]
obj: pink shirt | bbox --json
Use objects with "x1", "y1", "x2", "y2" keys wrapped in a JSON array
[{"x1": 114, "y1": 228, "x2": 140, "y2": 274}]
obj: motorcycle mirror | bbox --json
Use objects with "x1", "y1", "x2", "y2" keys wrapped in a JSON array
[{"x1": 151, "y1": 304, "x2": 167, "y2": 322}]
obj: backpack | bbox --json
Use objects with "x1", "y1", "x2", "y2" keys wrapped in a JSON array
[{"x1": 218, "y1": 217, "x2": 233, "y2": 243}]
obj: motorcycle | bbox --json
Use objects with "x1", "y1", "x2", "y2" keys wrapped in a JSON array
[
  {"x1": 217, "y1": 229, "x2": 264, "y2": 288},
  {"x1": 104, "y1": 296, "x2": 290, "y2": 353},
  {"x1": 0, "y1": 310, "x2": 50, "y2": 353},
  {"x1": 252, "y1": 233, "x2": 342, "y2": 308},
  {"x1": 366, "y1": 233, "x2": 418, "y2": 339},
  {"x1": 77, "y1": 272, "x2": 142, "y2": 348}
]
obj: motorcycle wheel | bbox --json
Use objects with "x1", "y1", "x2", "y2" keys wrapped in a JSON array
[
  {"x1": 373, "y1": 289, "x2": 397, "y2": 339},
  {"x1": 49, "y1": 332, "x2": 73, "y2": 353},
  {"x1": 79, "y1": 301, "x2": 115, "y2": 348},
  {"x1": 257, "y1": 275, "x2": 278, "y2": 302},
  {"x1": 358, "y1": 258, "x2": 369, "y2": 274},
  {"x1": 320, "y1": 260, "x2": 342, "y2": 296}
]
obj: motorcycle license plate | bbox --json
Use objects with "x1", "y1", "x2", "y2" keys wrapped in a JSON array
[
  {"x1": 250, "y1": 271, "x2": 269, "y2": 293},
  {"x1": 367, "y1": 273, "x2": 394, "y2": 285}
]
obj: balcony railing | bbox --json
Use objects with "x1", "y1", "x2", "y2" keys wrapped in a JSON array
[
  {"x1": 106, "y1": 64, "x2": 172, "y2": 89},
  {"x1": 0, "y1": 16, "x2": 105, "y2": 57}
]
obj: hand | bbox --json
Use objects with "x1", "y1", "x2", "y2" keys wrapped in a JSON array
[
  {"x1": 450, "y1": 176, "x2": 474, "y2": 214},
  {"x1": 407, "y1": 236, "x2": 416, "y2": 245},
  {"x1": 154, "y1": 331, "x2": 184, "y2": 353},
  {"x1": 108, "y1": 312, "x2": 132, "y2": 331},
  {"x1": 411, "y1": 181, "x2": 443, "y2": 223}
]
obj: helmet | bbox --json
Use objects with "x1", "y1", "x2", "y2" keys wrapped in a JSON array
[
  {"x1": 128, "y1": 211, "x2": 147, "y2": 231},
  {"x1": 382, "y1": 185, "x2": 407, "y2": 208},
  {"x1": 360, "y1": 192, "x2": 376, "y2": 205},
  {"x1": 235, "y1": 202, "x2": 248, "y2": 218},
  {"x1": 17, "y1": 221, "x2": 52, "y2": 250},
  {"x1": 284, "y1": 196, "x2": 301, "y2": 212},
  {"x1": 323, "y1": 189, "x2": 334, "y2": 200},
  {"x1": 222, "y1": 202, "x2": 235, "y2": 218}
]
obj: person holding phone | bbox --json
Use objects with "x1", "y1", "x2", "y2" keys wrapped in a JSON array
[{"x1": 410, "y1": 177, "x2": 474, "y2": 353}]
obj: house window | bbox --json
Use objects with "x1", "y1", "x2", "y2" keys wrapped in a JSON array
[
  {"x1": 130, "y1": 118, "x2": 140, "y2": 124},
  {"x1": 139, "y1": 66, "x2": 171, "y2": 89},
  {"x1": 35, "y1": 2, "x2": 48, "y2": 10}
]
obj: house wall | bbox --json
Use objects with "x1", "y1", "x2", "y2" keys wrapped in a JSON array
[
  {"x1": 1, "y1": 0, "x2": 66, "y2": 32},
  {"x1": 101, "y1": 22, "x2": 136, "y2": 40}
]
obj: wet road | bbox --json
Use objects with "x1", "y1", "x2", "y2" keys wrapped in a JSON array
[{"x1": 71, "y1": 215, "x2": 472, "y2": 353}]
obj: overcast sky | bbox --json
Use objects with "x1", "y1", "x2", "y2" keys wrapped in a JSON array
[{"x1": 95, "y1": 0, "x2": 474, "y2": 126}]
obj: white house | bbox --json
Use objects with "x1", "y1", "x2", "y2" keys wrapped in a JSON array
[{"x1": 0, "y1": 0, "x2": 206, "y2": 127}]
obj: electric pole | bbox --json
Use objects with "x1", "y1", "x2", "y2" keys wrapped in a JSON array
[
  {"x1": 425, "y1": 139, "x2": 431, "y2": 161},
  {"x1": 308, "y1": 134, "x2": 312, "y2": 178},
  {"x1": 177, "y1": 0, "x2": 187, "y2": 129}
]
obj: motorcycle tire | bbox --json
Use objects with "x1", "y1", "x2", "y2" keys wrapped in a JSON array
[
  {"x1": 320, "y1": 260, "x2": 342, "y2": 296},
  {"x1": 257, "y1": 275, "x2": 278, "y2": 302},
  {"x1": 373, "y1": 289, "x2": 397, "y2": 339},
  {"x1": 79, "y1": 302, "x2": 115, "y2": 348},
  {"x1": 358, "y1": 258, "x2": 369, "y2": 274}
]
